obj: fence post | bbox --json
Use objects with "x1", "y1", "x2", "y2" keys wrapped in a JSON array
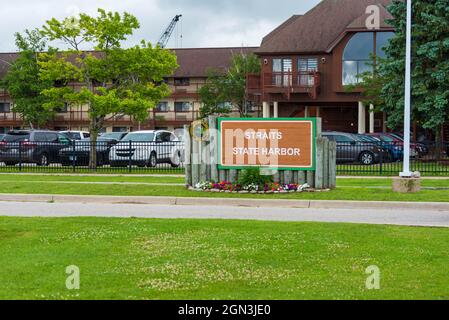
[
  {"x1": 379, "y1": 142, "x2": 383, "y2": 176},
  {"x1": 329, "y1": 141, "x2": 337, "y2": 189},
  {"x1": 72, "y1": 140, "x2": 76, "y2": 173},
  {"x1": 200, "y1": 140, "x2": 208, "y2": 182},
  {"x1": 208, "y1": 116, "x2": 219, "y2": 183},
  {"x1": 18, "y1": 141, "x2": 22, "y2": 172},
  {"x1": 192, "y1": 135, "x2": 200, "y2": 187},
  {"x1": 323, "y1": 138, "x2": 330, "y2": 189},
  {"x1": 315, "y1": 137, "x2": 324, "y2": 190},
  {"x1": 128, "y1": 140, "x2": 132, "y2": 173},
  {"x1": 184, "y1": 125, "x2": 192, "y2": 187}
]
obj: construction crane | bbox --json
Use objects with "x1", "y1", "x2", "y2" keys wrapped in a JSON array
[{"x1": 157, "y1": 15, "x2": 182, "y2": 48}]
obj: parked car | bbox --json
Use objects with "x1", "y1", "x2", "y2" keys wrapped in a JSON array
[
  {"x1": 366, "y1": 133, "x2": 419, "y2": 157},
  {"x1": 59, "y1": 137, "x2": 118, "y2": 167},
  {"x1": 0, "y1": 130, "x2": 71, "y2": 166},
  {"x1": 359, "y1": 134, "x2": 402, "y2": 162},
  {"x1": 60, "y1": 131, "x2": 90, "y2": 141},
  {"x1": 389, "y1": 133, "x2": 429, "y2": 156},
  {"x1": 109, "y1": 130, "x2": 183, "y2": 168},
  {"x1": 99, "y1": 132, "x2": 127, "y2": 141},
  {"x1": 323, "y1": 131, "x2": 389, "y2": 165}
]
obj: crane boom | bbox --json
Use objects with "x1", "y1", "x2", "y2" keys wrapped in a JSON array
[{"x1": 157, "y1": 15, "x2": 182, "y2": 48}]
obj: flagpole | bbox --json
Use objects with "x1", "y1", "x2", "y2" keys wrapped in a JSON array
[{"x1": 400, "y1": 0, "x2": 413, "y2": 178}]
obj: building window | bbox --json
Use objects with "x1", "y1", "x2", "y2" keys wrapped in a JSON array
[
  {"x1": 342, "y1": 32, "x2": 394, "y2": 85},
  {"x1": 217, "y1": 102, "x2": 233, "y2": 111},
  {"x1": 174, "y1": 78, "x2": 190, "y2": 86},
  {"x1": 56, "y1": 103, "x2": 69, "y2": 113},
  {"x1": 0, "y1": 102, "x2": 11, "y2": 113},
  {"x1": 156, "y1": 102, "x2": 169, "y2": 112},
  {"x1": 272, "y1": 58, "x2": 292, "y2": 86},
  {"x1": 113, "y1": 127, "x2": 128, "y2": 133},
  {"x1": 298, "y1": 58, "x2": 318, "y2": 86},
  {"x1": 175, "y1": 102, "x2": 192, "y2": 112}
]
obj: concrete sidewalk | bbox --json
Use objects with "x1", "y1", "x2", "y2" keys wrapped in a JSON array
[
  {"x1": 1, "y1": 199, "x2": 448, "y2": 228},
  {"x1": 1, "y1": 193, "x2": 449, "y2": 211}
]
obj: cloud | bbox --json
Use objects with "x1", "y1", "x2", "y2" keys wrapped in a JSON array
[{"x1": 0, "y1": 0, "x2": 320, "y2": 51}]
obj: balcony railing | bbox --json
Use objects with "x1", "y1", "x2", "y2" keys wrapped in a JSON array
[{"x1": 246, "y1": 71, "x2": 321, "y2": 99}]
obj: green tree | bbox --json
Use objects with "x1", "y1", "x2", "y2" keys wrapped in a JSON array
[
  {"x1": 1, "y1": 29, "x2": 54, "y2": 128},
  {"x1": 199, "y1": 52, "x2": 261, "y2": 118},
  {"x1": 358, "y1": 0, "x2": 449, "y2": 141},
  {"x1": 38, "y1": 9, "x2": 178, "y2": 168}
]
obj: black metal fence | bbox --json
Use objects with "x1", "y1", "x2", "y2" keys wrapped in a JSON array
[
  {"x1": 1, "y1": 139, "x2": 448, "y2": 176},
  {"x1": 0, "y1": 140, "x2": 185, "y2": 174},
  {"x1": 336, "y1": 141, "x2": 449, "y2": 176}
]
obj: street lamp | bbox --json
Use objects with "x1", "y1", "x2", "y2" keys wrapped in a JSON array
[{"x1": 400, "y1": 0, "x2": 413, "y2": 178}]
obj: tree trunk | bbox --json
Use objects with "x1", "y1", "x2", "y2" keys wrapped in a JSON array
[{"x1": 89, "y1": 122, "x2": 99, "y2": 170}]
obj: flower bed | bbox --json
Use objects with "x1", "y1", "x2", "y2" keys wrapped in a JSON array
[{"x1": 191, "y1": 181, "x2": 323, "y2": 194}]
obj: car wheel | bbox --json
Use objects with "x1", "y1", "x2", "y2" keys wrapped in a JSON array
[
  {"x1": 147, "y1": 152, "x2": 157, "y2": 168},
  {"x1": 171, "y1": 151, "x2": 181, "y2": 168},
  {"x1": 359, "y1": 151, "x2": 375, "y2": 165},
  {"x1": 38, "y1": 153, "x2": 50, "y2": 166}
]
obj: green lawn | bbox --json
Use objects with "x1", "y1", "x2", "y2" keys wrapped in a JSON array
[
  {"x1": 0, "y1": 217, "x2": 447, "y2": 300},
  {"x1": 1, "y1": 174, "x2": 449, "y2": 202}
]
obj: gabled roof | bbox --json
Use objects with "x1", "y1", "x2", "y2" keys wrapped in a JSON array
[
  {"x1": 256, "y1": 0, "x2": 394, "y2": 55},
  {"x1": 346, "y1": 3, "x2": 394, "y2": 29},
  {"x1": 0, "y1": 47, "x2": 257, "y2": 80}
]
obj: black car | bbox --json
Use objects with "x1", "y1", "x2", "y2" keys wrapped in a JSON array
[
  {"x1": 59, "y1": 137, "x2": 118, "y2": 167},
  {"x1": 0, "y1": 130, "x2": 71, "y2": 166},
  {"x1": 323, "y1": 131, "x2": 389, "y2": 165}
]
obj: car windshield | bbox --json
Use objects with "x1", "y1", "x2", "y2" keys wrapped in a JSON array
[
  {"x1": 357, "y1": 135, "x2": 378, "y2": 142},
  {"x1": 379, "y1": 135, "x2": 395, "y2": 142},
  {"x1": 64, "y1": 132, "x2": 82, "y2": 140},
  {"x1": 3, "y1": 133, "x2": 30, "y2": 142},
  {"x1": 389, "y1": 133, "x2": 404, "y2": 141},
  {"x1": 101, "y1": 133, "x2": 125, "y2": 140},
  {"x1": 121, "y1": 133, "x2": 155, "y2": 142}
]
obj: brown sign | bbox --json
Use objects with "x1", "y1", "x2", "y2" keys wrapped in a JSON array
[{"x1": 218, "y1": 119, "x2": 316, "y2": 170}]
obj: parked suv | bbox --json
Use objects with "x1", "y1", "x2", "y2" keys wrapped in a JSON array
[
  {"x1": 322, "y1": 131, "x2": 388, "y2": 165},
  {"x1": 0, "y1": 130, "x2": 71, "y2": 166},
  {"x1": 109, "y1": 130, "x2": 183, "y2": 168}
]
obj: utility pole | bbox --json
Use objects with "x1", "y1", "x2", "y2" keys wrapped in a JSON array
[{"x1": 400, "y1": 0, "x2": 413, "y2": 178}]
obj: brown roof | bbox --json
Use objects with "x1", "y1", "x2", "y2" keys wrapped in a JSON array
[
  {"x1": 256, "y1": 0, "x2": 394, "y2": 54},
  {"x1": 171, "y1": 47, "x2": 257, "y2": 77},
  {"x1": 0, "y1": 47, "x2": 257, "y2": 81},
  {"x1": 0, "y1": 53, "x2": 19, "y2": 79}
]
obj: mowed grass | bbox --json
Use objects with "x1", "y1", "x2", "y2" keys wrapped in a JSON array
[
  {"x1": 1, "y1": 174, "x2": 449, "y2": 202},
  {"x1": 0, "y1": 217, "x2": 448, "y2": 300}
]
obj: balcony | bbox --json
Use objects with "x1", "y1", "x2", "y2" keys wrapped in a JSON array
[
  {"x1": 153, "y1": 110, "x2": 199, "y2": 124},
  {"x1": 246, "y1": 71, "x2": 321, "y2": 100}
]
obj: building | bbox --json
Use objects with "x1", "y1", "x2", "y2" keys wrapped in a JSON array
[
  {"x1": 246, "y1": 0, "x2": 394, "y2": 134},
  {"x1": 0, "y1": 47, "x2": 256, "y2": 134}
]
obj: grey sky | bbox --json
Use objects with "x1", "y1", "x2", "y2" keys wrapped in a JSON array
[{"x1": 0, "y1": 0, "x2": 320, "y2": 52}]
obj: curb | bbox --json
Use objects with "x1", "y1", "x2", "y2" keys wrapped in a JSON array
[{"x1": 0, "y1": 194, "x2": 448, "y2": 211}]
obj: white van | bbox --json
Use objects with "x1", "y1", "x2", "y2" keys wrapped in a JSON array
[{"x1": 109, "y1": 130, "x2": 183, "y2": 168}]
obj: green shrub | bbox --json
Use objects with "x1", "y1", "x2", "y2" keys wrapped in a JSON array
[{"x1": 238, "y1": 168, "x2": 273, "y2": 187}]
